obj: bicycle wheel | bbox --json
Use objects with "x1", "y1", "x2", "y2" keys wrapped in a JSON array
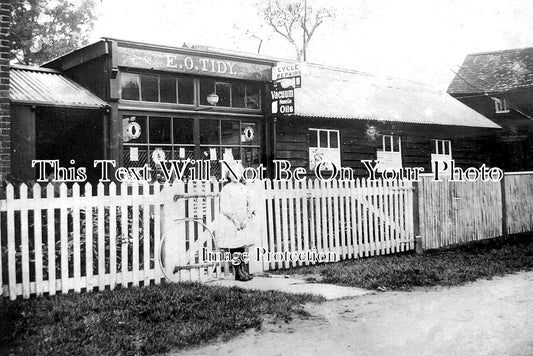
[{"x1": 158, "y1": 217, "x2": 218, "y2": 282}]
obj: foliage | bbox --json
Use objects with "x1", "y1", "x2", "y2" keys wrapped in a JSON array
[
  {"x1": 275, "y1": 233, "x2": 533, "y2": 290},
  {"x1": 258, "y1": 0, "x2": 334, "y2": 61},
  {"x1": 10, "y1": 0, "x2": 97, "y2": 65},
  {"x1": 0, "y1": 282, "x2": 323, "y2": 355}
]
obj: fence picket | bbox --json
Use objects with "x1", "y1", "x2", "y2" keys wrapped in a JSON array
[
  {"x1": 142, "y1": 183, "x2": 151, "y2": 285},
  {"x1": 32, "y1": 184, "x2": 43, "y2": 296},
  {"x1": 19, "y1": 184, "x2": 30, "y2": 299},
  {"x1": 301, "y1": 180, "x2": 310, "y2": 265},
  {"x1": 72, "y1": 184, "x2": 81, "y2": 293},
  {"x1": 153, "y1": 183, "x2": 162, "y2": 283},
  {"x1": 59, "y1": 184, "x2": 69, "y2": 294},
  {"x1": 120, "y1": 183, "x2": 128, "y2": 287},
  {"x1": 46, "y1": 184, "x2": 56, "y2": 296},
  {"x1": 295, "y1": 180, "x2": 303, "y2": 266},
  {"x1": 109, "y1": 182, "x2": 117, "y2": 290},
  {"x1": 131, "y1": 183, "x2": 140, "y2": 286}
]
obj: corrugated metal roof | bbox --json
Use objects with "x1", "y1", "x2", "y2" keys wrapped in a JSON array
[
  {"x1": 10, "y1": 65, "x2": 108, "y2": 109},
  {"x1": 288, "y1": 63, "x2": 500, "y2": 129}
]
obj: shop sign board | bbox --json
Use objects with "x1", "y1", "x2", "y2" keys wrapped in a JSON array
[
  {"x1": 272, "y1": 62, "x2": 302, "y2": 88},
  {"x1": 270, "y1": 88, "x2": 295, "y2": 115},
  {"x1": 272, "y1": 62, "x2": 302, "y2": 80},
  {"x1": 116, "y1": 45, "x2": 272, "y2": 81}
]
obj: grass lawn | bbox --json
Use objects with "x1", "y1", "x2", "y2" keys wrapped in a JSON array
[
  {"x1": 275, "y1": 233, "x2": 533, "y2": 291},
  {"x1": 0, "y1": 282, "x2": 323, "y2": 355}
]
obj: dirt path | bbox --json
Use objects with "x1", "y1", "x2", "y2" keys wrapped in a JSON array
[{"x1": 177, "y1": 271, "x2": 533, "y2": 356}]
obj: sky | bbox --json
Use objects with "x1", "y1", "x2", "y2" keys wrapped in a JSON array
[{"x1": 90, "y1": 0, "x2": 533, "y2": 90}]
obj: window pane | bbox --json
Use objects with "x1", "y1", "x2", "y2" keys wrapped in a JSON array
[
  {"x1": 245, "y1": 83, "x2": 260, "y2": 109},
  {"x1": 216, "y1": 82, "x2": 231, "y2": 107},
  {"x1": 309, "y1": 130, "x2": 317, "y2": 148},
  {"x1": 242, "y1": 147, "x2": 260, "y2": 167},
  {"x1": 173, "y1": 118, "x2": 194, "y2": 144},
  {"x1": 178, "y1": 77, "x2": 194, "y2": 104},
  {"x1": 319, "y1": 131, "x2": 328, "y2": 148},
  {"x1": 444, "y1": 141, "x2": 450, "y2": 155},
  {"x1": 200, "y1": 119, "x2": 220, "y2": 144},
  {"x1": 232, "y1": 82, "x2": 246, "y2": 108},
  {"x1": 160, "y1": 76, "x2": 177, "y2": 103},
  {"x1": 123, "y1": 146, "x2": 148, "y2": 168},
  {"x1": 122, "y1": 116, "x2": 147, "y2": 143},
  {"x1": 221, "y1": 120, "x2": 240, "y2": 145},
  {"x1": 393, "y1": 137, "x2": 400, "y2": 152},
  {"x1": 330, "y1": 131, "x2": 339, "y2": 149},
  {"x1": 200, "y1": 78, "x2": 215, "y2": 105},
  {"x1": 140, "y1": 74, "x2": 159, "y2": 102},
  {"x1": 120, "y1": 73, "x2": 140, "y2": 100},
  {"x1": 149, "y1": 117, "x2": 171, "y2": 144}
]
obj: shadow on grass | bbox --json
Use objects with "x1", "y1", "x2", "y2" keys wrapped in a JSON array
[
  {"x1": 275, "y1": 233, "x2": 533, "y2": 291},
  {"x1": 0, "y1": 282, "x2": 323, "y2": 355}
]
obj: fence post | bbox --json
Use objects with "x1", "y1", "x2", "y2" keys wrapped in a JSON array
[
  {"x1": 248, "y1": 180, "x2": 265, "y2": 275},
  {"x1": 501, "y1": 173, "x2": 508, "y2": 237},
  {"x1": 161, "y1": 182, "x2": 185, "y2": 281},
  {"x1": 412, "y1": 181, "x2": 423, "y2": 253}
]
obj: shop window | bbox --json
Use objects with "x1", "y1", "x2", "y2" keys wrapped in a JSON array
[
  {"x1": 309, "y1": 128, "x2": 341, "y2": 170},
  {"x1": 140, "y1": 74, "x2": 159, "y2": 102},
  {"x1": 221, "y1": 121, "x2": 240, "y2": 145},
  {"x1": 216, "y1": 82, "x2": 231, "y2": 107},
  {"x1": 200, "y1": 78, "x2": 216, "y2": 105},
  {"x1": 120, "y1": 73, "x2": 140, "y2": 100},
  {"x1": 431, "y1": 139, "x2": 452, "y2": 173},
  {"x1": 232, "y1": 82, "x2": 246, "y2": 108},
  {"x1": 377, "y1": 135, "x2": 402, "y2": 172},
  {"x1": 200, "y1": 119, "x2": 220, "y2": 144},
  {"x1": 199, "y1": 78, "x2": 261, "y2": 109},
  {"x1": 245, "y1": 83, "x2": 260, "y2": 109},
  {"x1": 178, "y1": 77, "x2": 194, "y2": 104},
  {"x1": 121, "y1": 72, "x2": 194, "y2": 105},
  {"x1": 160, "y1": 76, "x2": 177, "y2": 103},
  {"x1": 173, "y1": 118, "x2": 194, "y2": 144},
  {"x1": 149, "y1": 117, "x2": 171, "y2": 144}
]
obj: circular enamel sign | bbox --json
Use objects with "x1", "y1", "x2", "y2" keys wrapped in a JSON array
[
  {"x1": 242, "y1": 126, "x2": 255, "y2": 142},
  {"x1": 126, "y1": 122, "x2": 141, "y2": 140}
]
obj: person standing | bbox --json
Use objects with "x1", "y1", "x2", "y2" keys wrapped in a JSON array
[{"x1": 216, "y1": 161, "x2": 255, "y2": 281}]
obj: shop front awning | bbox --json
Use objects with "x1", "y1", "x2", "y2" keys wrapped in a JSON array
[
  {"x1": 10, "y1": 64, "x2": 108, "y2": 109},
  {"x1": 283, "y1": 63, "x2": 501, "y2": 129}
]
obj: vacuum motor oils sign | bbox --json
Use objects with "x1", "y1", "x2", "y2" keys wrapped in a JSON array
[{"x1": 270, "y1": 86, "x2": 294, "y2": 114}]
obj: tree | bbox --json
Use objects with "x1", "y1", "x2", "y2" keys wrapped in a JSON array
[
  {"x1": 10, "y1": 0, "x2": 96, "y2": 65},
  {"x1": 258, "y1": 0, "x2": 334, "y2": 61}
]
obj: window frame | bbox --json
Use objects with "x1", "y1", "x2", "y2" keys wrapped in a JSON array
[
  {"x1": 433, "y1": 139, "x2": 452, "y2": 156},
  {"x1": 119, "y1": 71, "x2": 196, "y2": 106},
  {"x1": 308, "y1": 128, "x2": 340, "y2": 149},
  {"x1": 493, "y1": 97, "x2": 510, "y2": 114},
  {"x1": 308, "y1": 128, "x2": 341, "y2": 170},
  {"x1": 381, "y1": 135, "x2": 401, "y2": 153}
]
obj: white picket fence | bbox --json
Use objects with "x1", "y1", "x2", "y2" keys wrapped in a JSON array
[
  {"x1": 0, "y1": 182, "x2": 168, "y2": 300},
  {"x1": 1, "y1": 178, "x2": 416, "y2": 300},
  {"x1": 261, "y1": 179, "x2": 415, "y2": 271}
]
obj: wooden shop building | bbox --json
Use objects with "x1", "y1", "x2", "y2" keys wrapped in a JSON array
[{"x1": 8, "y1": 38, "x2": 502, "y2": 182}]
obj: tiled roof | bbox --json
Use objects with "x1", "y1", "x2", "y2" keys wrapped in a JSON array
[
  {"x1": 447, "y1": 47, "x2": 533, "y2": 94},
  {"x1": 290, "y1": 63, "x2": 500, "y2": 129},
  {"x1": 10, "y1": 64, "x2": 108, "y2": 109}
]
